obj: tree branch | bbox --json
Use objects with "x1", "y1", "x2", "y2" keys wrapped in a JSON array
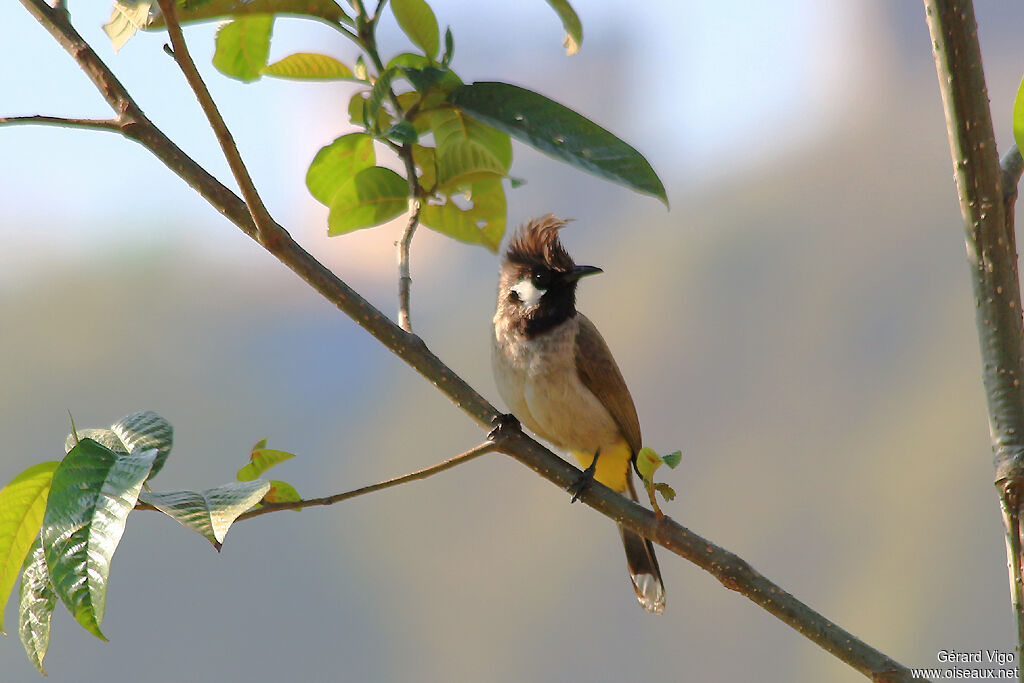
[
  {"x1": 235, "y1": 441, "x2": 495, "y2": 521},
  {"x1": 397, "y1": 195, "x2": 423, "y2": 332},
  {"x1": 154, "y1": 0, "x2": 284, "y2": 250},
  {"x1": 924, "y1": 0, "x2": 1024, "y2": 667},
  {"x1": 0, "y1": 115, "x2": 121, "y2": 131},
  {"x1": 16, "y1": 1, "x2": 925, "y2": 679}
]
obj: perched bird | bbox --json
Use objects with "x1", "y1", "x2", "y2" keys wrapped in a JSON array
[{"x1": 491, "y1": 214, "x2": 665, "y2": 614}]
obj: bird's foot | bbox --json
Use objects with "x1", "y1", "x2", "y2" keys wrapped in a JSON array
[
  {"x1": 487, "y1": 413, "x2": 521, "y2": 442},
  {"x1": 567, "y1": 449, "x2": 600, "y2": 503}
]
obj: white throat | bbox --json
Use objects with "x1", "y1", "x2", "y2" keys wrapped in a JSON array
[{"x1": 510, "y1": 278, "x2": 545, "y2": 308}]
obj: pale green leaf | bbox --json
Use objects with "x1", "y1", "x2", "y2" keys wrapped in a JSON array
[
  {"x1": 635, "y1": 446, "x2": 662, "y2": 482},
  {"x1": 103, "y1": 1, "x2": 153, "y2": 53},
  {"x1": 1014, "y1": 73, "x2": 1024, "y2": 157},
  {"x1": 236, "y1": 444, "x2": 297, "y2": 481},
  {"x1": 18, "y1": 539, "x2": 55, "y2": 676},
  {"x1": 327, "y1": 166, "x2": 409, "y2": 235},
  {"x1": 306, "y1": 132, "x2": 376, "y2": 205},
  {"x1": 391, "y1": 0, "x2": 440, "y2": 60},
  {"x1": 421, "y1": 177, "x2": 506, "y2": 251},
  {"x1": 262, "y1": 53, "x2": 354, "y2": 80},
  {"x1": 42, "y1": 441, "x2": 156, "y2": 640},
  {"x1": 265, "y1": 480, "x2": 301, "y2": 503},
  {"x1": 213, "y1": 16, "x2": 274, "y2": 82},
  {"x1": 428, "y1": 107, "x2": 511, "y2": 188},
  {"x1": 139, "y1": 480, "x2": 271, "y2": 548},
  {"x1": 0, "y1": 461, "x2": 57, "y2": 635}
]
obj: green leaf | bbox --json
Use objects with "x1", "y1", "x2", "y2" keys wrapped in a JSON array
[
  {"x1": 441, "y1": 26, "x2": 454, "y2": 67},
  {"x1": 544, "y1": 0, "x2": 583, "y2": 55},
  {"x1": 661, "y1": 450, "x2": 682, "y2": 469},
  {"x1": 635, "y1": 446, "x2": 662, "y2": 482},
  {"x1": 18, "y1": 539, "x2": 55, "y2": 676},
  {"x1": 262, "y1": 53, "x2": 354, "y2": 80},
  {"x1": 307, "y1": 132, "x2": 376, "y2": 205},
  {"x1": 391, "y1": 0, "x2": 440, "y2": 60},
  {"x1": 367, "y1": 67, "x2": 399, "y2": 131},
  {"x1": 348, "y1": 91, "x2": 392, "y2": 130},
  {"x1": 653, "y1": 482, "x2": 676, "y2": 503},
  {"x1": 428, "y1": 107, "x2": 511, "y2": 188},
  {"x1": 412, "y1": 144, "x2": 438, "y2": 189},
  {"x1": 421, "y1": 177, "x2": 506, "y2": 251},
  {"x1": 327, "y1": 166, "x2": 410, "y2": 235},
  {"x1": 264, "y1": 480, "x2": 301, "y2": 503},
  {"x1": 237, "y1": 442, "x2": 297, "y2": 481},
  {"x1": 64, "y1": 410, "x2": 174, "y2": 480},
  {"x1": 104, "y1": 1, "x2": 153, "y2": 53},
  {"x1": 42, "y1": 440, "x2": 156, "y2": 640},
  {"x1": 213, "y1": 16, "x2": 274, "y2": 82},
  {"x1": 138, "y1": 481, "x2": 271, "y2": 549},
  {"x1": 398, "y1": 66, "x2": 446, "y2": 93},
  {"x1": 449, "y1": 82, "x2": 667, "y2": 205},
  {"x1": 148, "y1": 0, "x2": 351, "y2": 27},
  {"x1": 0, "y1": 461, "x2": 57, "y2": 635},
  {"x1": 1014, "y1": 73, "x2": 1024, "y2": 156},
  {"x1": 382, "y1": 120, "x2": 419, "y2": 144}
]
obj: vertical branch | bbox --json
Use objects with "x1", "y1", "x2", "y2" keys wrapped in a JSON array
[
  {"x1": 924, "y1": 0, "x2": 1024, "y2": 664},
  {"x1": 397, "y1": 196, "x2": 423, "y2": 332}
]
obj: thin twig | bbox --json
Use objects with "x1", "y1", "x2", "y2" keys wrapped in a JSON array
[
  {"x1": 0, "y1": 115, "x2": 121, "y2": 131},
  {"x1": 236, "y1": 441, "x2": 495, "y2": 521},
  {"x1": 397, "y1": 195, "x2": 423, "y2": 331},
  {"x1": 17, "y1": 1, "x2": 925, "y2": 678},
  {"x1": 924, "y1": 0, "x2": 1024, "y2": 670},
  {"x1": 154, "y1": 0, "x2": 285, "y2": 250}
]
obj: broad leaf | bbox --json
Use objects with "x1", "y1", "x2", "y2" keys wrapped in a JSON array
[
  {"x1": 0, "y1": 461, "x2": 57, "y2": 635},
  {"x1": 139, "y1": 481, "x2": 270, "y2": 549},
  {"x1": 148, "y1": 0, "x2": 351, "y2": 27},
  {"x1": 391, "y1": 0, "x2": 440, "y2": 60},
  {"x1": 213, "y1": 16, "x2": 274, "y2": 82},
  {"x1": 348, "y1": 91, "x2": 392, "y2": 130},
  {"x1": 366, "y1": 68, "x2": 399, "y2": 131},
  {"x1": 1014, "y1": 73, "x2": 1024, "y2": 157},
  {"x1": 327, "y1": 166, "x2": 410, "y2": 235},
  {"x1": 262, "y1": 53, "x2": 354, "y2": 80},
  {"x1": 65, "y1": 410, "x2": 173, "y2": 480},
  {"x1": 265, "y1": 480, "x2": 301, "y2": 503},
  {"x1": 428, "y1": 107, "x2": 511, "y2": 188},
  {"x1": 104, "y1": 1, "x2": 153, "y2": 53},
  {"x1": 42, "y1": 441, "x2": 156, "y2": 640},
  {"x1": 237, "y1": 443, "x2": 297, "y2": 481},
  {"x1": 450, "y1": 82, "x2": 667, "y2": 205},
  {"x1": 544, "y1": 0, "x2": 583, "y2": 55},
  {"x1": 306, "y1": 133, "x2": 376, "y2": 205},
  {"x1": 422, "y1": 177, "x2": 506, "y2": 251},
  {"x1": 18, "y1": 539, "x2": 55, "y2": 676}
]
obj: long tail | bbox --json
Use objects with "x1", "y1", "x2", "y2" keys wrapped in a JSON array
[{"x1": 620, "y1": 476, "x2": 665, "y2": 614}]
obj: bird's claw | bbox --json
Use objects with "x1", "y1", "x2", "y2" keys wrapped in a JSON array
[
  {"x1": 488, "y1": 413, "x2": 521, "y2": 442},
  {"x1": 567, "y1": 449, "x2": 600, "y2": 503}
]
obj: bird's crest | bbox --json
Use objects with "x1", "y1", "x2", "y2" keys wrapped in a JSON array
[{"x1": 505, "y1": 214, "x2": 575, "y2": 272}]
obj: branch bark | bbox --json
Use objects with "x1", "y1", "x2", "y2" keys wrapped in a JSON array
[
  {"x1": 234, "y1": 441, "x2": 494, "y2": 521},
  {"x1": 924, "y1": 0, "x2": 1024, "y2": 666},
  {"x1": 13, "y1": 0, "x2": 925, "y2": 679}
]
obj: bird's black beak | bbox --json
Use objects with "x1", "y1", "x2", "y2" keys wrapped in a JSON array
[{"x1": 564, "y1": 265, "x2": 603, "y2": 282}]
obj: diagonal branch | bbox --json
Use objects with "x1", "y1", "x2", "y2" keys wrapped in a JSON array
[
  {"x1": 155, "y1": 0, "x2": 284, "y2": 250},
  {"x1": 924, "y1": 0, "x2": 1024, "y2": 666},
  {"x1": 16, "y1": 0, "x2": 925, "y2": 679},
  {"x1": 235, "y1": 441, "x2": 495, "y2": 521}
]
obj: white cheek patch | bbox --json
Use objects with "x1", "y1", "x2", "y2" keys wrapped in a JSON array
[{"x1": 511, "y1": 278, "x2": 545, "y2": 308}]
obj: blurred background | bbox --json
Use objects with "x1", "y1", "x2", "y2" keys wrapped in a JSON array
[{"x1": 0, "y1": 1, "x2": 1019, "y2": 680}]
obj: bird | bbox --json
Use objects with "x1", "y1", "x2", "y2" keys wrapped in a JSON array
[{"x1": 490, "y1": 214, "x2": 665, "y2": 614}]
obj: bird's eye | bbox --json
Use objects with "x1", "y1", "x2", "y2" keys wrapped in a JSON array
[{"x1": 531, "y1": 271, "x2": 552, "y2": 289}]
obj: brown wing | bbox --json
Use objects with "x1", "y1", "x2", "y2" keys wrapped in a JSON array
[{"x1": 575, "y1": 314, "x2": 642, "y2": 454}]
